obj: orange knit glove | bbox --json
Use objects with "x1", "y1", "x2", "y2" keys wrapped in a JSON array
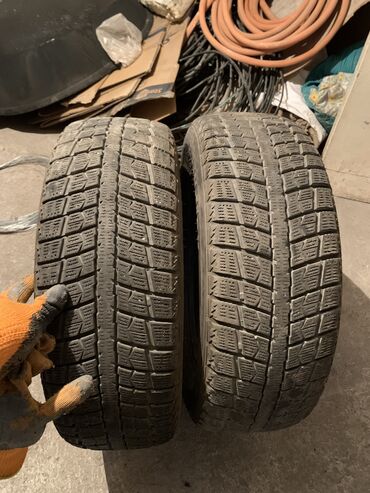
[{"x1": 0, "y1": 276, "x2": 93, "y2": 479}]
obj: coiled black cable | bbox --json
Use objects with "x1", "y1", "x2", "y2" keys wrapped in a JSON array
[{"x1": 165, "y1": 24, "x2": 284, "y2": 147}]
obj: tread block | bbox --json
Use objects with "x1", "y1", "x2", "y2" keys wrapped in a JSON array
[
  {"x1": 210, "y1": 248, "x2": 241, "y2": 277},
  {"x1": 209, "y1": 224, "x2": 271, "y2": 257},
  {"x1": 150, "y1": 248, "x2": 177, "y2": 270},
  {"x1": 68, "y1": 169, "x2": 101, "y2": 194},
  {"x1": 149, "y1": 270, "x2": 175, "y2": 294},
  {"x1": 292, "y1": 258, "x2": 341, "y2": 297},
  {"x1": 66, "y1": 190, "x2": 99, "y2": 213},
  {"x1": 64, "y1": 208, "x2": 97, "y2": 235},
  {"x1": 149, "y1": 321, "x2": 175, "y2": 347},
  {"x1": 71, "y1": 150, "x2": 104, "y2": 173},
  {"x1": 36, "y1": 262, "x2": 61, "y2": 287},
  {"x1": 38, "y1": 217, "x2": 65, "y2": 242},
  {"x1": 117, "y1": 313, "x2": 150, "y2": 347},
  {"x1": 37, "y1": 238, "x2": 63, "y2": 263},
  {"x1": 63, "y1": 229, "x2": 96, "y2": 257},
  {"x1": 40, "y1": 198, "x2": 66, "y2": 221},
  {"x1": 290, "y1": 285, "x2": 340, "y2": 322},
  {"x1": 46, "y1": 157, "x2": 72, "y2": 181},
  {"x1": 150, "y1": 350, "x2": 175, "y2": 371},
  {"x1": 286, "y1": 188, "x2": 334, "y2": 218},
  {"x1": 241, "y1": 252, "x2": 272, "y2": 287},
  {"x1": 209, "y1": 347, "x2": 236, "y2": 377},
  {"x1": 282, "y1": 168, "x2": 329, "y2": 192},
  {"x1": 59, "y1": 303, "x2": 97, "y2": 338},
  {"x1": 118, "y1": 219, "x2": 175, "y2": 249},
  {"x1": 67, "y1": 277, "x2": 96, "y2": 306},
  {"x1": 117, "y1": 238, "x2": 148, "y2": 266},
  {"x1": 61, "y1": 250, "x2": 95, "y2": 283},
  {"x1": 151, "y1": 372, "x2": 175, "y2": 389},
  {"x1": 291, "y1": 234, "x2": 340, "y2": 267},
  {"x1": 288, "y1": 211, "x2": 338, "y2": 242},
  {"x1": 207, "y1": 368, "x2": 234, "y2": 394},
  {"x1": 118, "y1": 368, "x2": 150, "y2": 389},
  {"x1": 236, "y1": 379, "x2": 263, "y2": 400},
  {"x1": 237, "y1": 357, "x2": 266, "y2": 385},
  {"x1": 117, "y1": 260, "x2": 150, "y2": 291},
  {"x1": 118, "y1": 196, "x2": 149, "y2": 222},
  {"x1": 117, "y1": 288, "x2": 175, "y2": 321},
  {"x1": 52, "y1": 334, "x2": 97, "y2": 364},
  {"x1": 118, "y1": 344, "x2": 149, "y2": 371},
  {"x1": 210, "y1": 299, "x2": 240, "y2": 326},
  {"x1": 210, "y1": 324, "x2": 239, "y2": 353}
]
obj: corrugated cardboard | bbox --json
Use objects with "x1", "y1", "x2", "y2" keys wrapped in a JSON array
[
  {"x1": 106, "y1": 17, "x2": 187, "y2": 117},
  {"x1": 40, "y1": 78, "x2": 140, "y2": 127},
  {"x1": 130, "y1": 96, "x2": 176, "y2": 120},
  {"x1": 100, "y1": 20, "x2": 167, "y2": 90},
  {"x1": 63, "y1": 75, "x2": 109, "y2": 106}
]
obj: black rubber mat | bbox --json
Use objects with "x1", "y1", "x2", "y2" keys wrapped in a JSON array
[{"x1": 0, "y1": 0, "x2": 152, "y2": 115}]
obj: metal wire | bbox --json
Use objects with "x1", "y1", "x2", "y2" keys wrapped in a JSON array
[
  {"x1": 0, "y1": 155, "x2": 48, "y2": 233},
  {"x1": 165, "y1": 24, "x2": 283, "y2": 147}
]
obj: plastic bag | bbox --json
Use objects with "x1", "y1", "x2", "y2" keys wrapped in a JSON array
[
  {"x1": 302, "y1": 40, "x2": 364, "y2": 131},
  {"x1": 309, "y1": 72, "x2": 354, "y2": 130},
  {"x1": 96, "y1": 13, "x2": 142, "y2": 67}
]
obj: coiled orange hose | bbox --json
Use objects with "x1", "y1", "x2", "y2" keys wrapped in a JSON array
[{"x1": 187, "y1": 0, "x2": 350, "y2": 68}]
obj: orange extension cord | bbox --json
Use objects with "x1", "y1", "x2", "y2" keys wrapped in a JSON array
[{"x1": 187, "y1": 0, "x2": 350, "y2": 68}]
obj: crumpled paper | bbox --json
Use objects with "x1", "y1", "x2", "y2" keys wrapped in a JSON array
[{"x1": 96, "y1": 13, "x2": 142, "y2": 67}]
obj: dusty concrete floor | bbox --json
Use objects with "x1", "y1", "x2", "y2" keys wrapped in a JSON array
[{"x1": 0, "y1": 121, "x2": 370, "y2": 493}]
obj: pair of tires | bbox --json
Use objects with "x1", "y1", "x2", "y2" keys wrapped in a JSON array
[{"x1": 35, "y1": 113, "x2": 341, "y2": 450}]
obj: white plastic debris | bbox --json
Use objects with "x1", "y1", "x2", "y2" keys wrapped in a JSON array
[
  {"x1": 140, "y1": 0, "x2": 195, "y2": 21},
  {"x1": 272, "y1": 81, "x2": 327, "y2": 144},
  {"x1": 96, "y1": 13, "x2": 142, "y2": 67}
]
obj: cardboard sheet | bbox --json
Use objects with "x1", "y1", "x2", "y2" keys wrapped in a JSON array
[
  {"x1": 63, "y1": 76, "x2": 109, "y2": 106},
  {"x1": 40, "y1": 78, "x2": 140, "y2": 126}
]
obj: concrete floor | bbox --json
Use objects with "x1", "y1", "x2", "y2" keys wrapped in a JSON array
[{"x1": 1, "y1": 122, "x2": 370, "y2": 493}]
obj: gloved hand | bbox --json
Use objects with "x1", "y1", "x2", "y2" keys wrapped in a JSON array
[{"x1": 0, "y1": 276, "x2": 93, "y2": 479}]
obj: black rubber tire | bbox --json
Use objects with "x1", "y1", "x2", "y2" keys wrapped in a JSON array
[
  {"x1": 35, "y1": 117, "x2": 183, "y2": 450},
  {"x1": 182, "y1": 113, "x2": 341, "y2": 431}
]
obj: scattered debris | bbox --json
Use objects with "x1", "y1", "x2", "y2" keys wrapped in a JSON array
[
  {"x1": 35, "y1": 16, "x2": 187, "y2": 126},
  {"x1": 140, "y1": 0, "x2": 195, "y2": 21},
  {"x1": 302, "y1": 40, "x2": 364, "y2": 131}
]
